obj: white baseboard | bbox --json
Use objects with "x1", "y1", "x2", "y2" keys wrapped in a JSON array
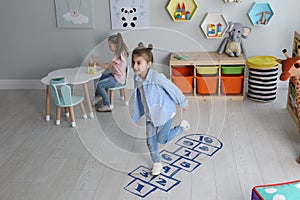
[
  {"x1": 277, "y1": 80, "x2": 289, "y2": 88},
  {"x1": 0, "y1": 78, "x2": 288, "y2": 90},
  {"x1": 0, "y1": 79, "x2": 45, "y2": 89}
]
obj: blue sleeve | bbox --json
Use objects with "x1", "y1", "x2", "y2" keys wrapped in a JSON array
[{"x1": 157, "y1": 73, "x2": 188, "y2": 108}]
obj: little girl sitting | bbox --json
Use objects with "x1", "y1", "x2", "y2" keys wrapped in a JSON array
[{"x1": 91, "y1": 33, "x2": 129, "y2": 112}]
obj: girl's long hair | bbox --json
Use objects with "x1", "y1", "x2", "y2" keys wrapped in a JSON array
[{"x1": 108, "y1": 33, "x2": 129, "y2": 58}]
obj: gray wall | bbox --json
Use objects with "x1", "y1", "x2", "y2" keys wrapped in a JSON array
[{"x1": 0, "y1": 0, "x2": 299, "y2": 80}]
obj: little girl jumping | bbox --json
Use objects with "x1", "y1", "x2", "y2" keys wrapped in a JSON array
[
  {"x1": 131, "y1": 42, "x2": 190, "y2": 176},
  {"x1": 91, "y1": 33, "x2": 129, "y2": 112}
]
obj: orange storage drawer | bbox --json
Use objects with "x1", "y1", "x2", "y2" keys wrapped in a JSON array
[
  {"x1": 221, "y1": 76, "x2": 244, "y2": 94},
  {"x1": 172, "y1": 75, "x2": 193, "y2": 93},
  {"x1": 196, "y1": 76, "x2": 218, "y2": 94},
  {"x1": 172, "y1": 66, "x2": 194, "y2": 76}
]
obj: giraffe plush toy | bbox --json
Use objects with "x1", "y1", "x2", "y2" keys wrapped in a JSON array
[
  {"x1": 277, "y1": 47, "x2": 300, "y2": 81},
  {"x1": 276, "y1": 46, "x2": 300, "y2": 164}
]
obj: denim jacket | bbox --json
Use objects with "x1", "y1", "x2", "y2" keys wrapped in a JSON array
[{"x1": 132, "y1": 68, "x2": 188, "y2": 127}]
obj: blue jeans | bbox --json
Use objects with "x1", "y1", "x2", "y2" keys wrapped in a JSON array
[
  {"x1": 146, "y1": 118, "x2": 184, "y2": 163},
  {"x1": 95, "y1": 73, "x2": 120, "y2": 106}
]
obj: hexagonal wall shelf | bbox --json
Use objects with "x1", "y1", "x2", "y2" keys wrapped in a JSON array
[
  {"x1": 167, "y1": 0, "x2": 198, "y2": 22},
  {"x1": 248, "y1": 2, "x2": 274, "y2": 26},
  {"x1": 200, "y1": 13, "x2": 228, "y2": 39}
]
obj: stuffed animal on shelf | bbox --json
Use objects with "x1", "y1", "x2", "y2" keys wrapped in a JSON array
[
  {"x1": 217, "y1": 22, "x2": 251, "y2": 57},
  {"x1": 277, "y1": 47, "x2": 300, "y2": 164}
]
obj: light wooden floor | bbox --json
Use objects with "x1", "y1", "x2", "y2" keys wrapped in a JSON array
[{"x1": 0, "y1": 87, "x2": 300, "y2": 200}]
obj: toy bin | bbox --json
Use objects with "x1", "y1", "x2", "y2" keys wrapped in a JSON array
[
  {"x1": 247, "y1": 56, "x2": 278, "y2": 102},
  {"x1": 221, "y1": 75, "x2": 244, "y2": 94},
  {"x1": 171, "y1": 75, "x2": 194, "y2": 94},
  {"x1": 196, "y1": 75, "x2": 218, "y2": 94},
  {"x1": 251, "y1": 180, "x2": 300, "y2": 200},
  {"x1": 196, "y1": 66, "x2": 218, "y2": 75},
  {"x1": 221, "y1": 65, "x2": 244, "y2": 75},
  {"x1": 172, "y1": 66, "x2": 194, "y2": 76}
]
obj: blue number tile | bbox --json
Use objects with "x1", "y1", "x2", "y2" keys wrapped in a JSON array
[
  {"x1": 185, "y1": 134, "x2": 203, "y2": 142},
  {"x1": 172, "y1": 157, "x2": 201, "y2": 172},
  {"x1": 124, "y1": 134, "x2": 224, "y2": 198},
  {"x1": 128, "y1": 166, "x2": 153, "y2": 183},
  {"x1": 124, "y1": 179, "x2": 157, "y2": 198},
  {"x1": 174, "y1": 146, "x2": 199, "y2": 160},
  {"x1": 185, "y1": 134, "x2": 222, "y2": 148},
  {"x1": 193, "y1": 152, "x2": 210, "y2": 163},
  {"x1": 193, "y1": 143, "x2": 220, "y2": 156},
  {"x1": 148, "y1": 174, "x2": 181, "y2": 192},
  {"x1": 160, "y1": 150, "x2": 180, "y2": 165},
  {"x1": 161, "y1": 163, "x2": 181, "y2": 177},
  {"x1": 202, "y1": 136, "x2": 223, "y2": 148},
  {"x1": 175, "y1": 137, "x2": 199, "y2": 150}
]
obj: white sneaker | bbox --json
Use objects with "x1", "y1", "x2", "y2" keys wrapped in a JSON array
[
  {"x1": 180, "y1": 119, "x2": 190, "y2": 131},
  {"x1": 93, "y1": 96, "x2": 103, "y2": 106},
  {"x1": 97, "y1": 105, "x2": 113, "y2": 112},
  {"x1": 151, "y1": 162, "x2": 163, "y2": 176}
]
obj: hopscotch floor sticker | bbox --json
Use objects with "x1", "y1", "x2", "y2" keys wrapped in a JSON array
[{"x1": 124, "y1": 134, "x2": 223, "y2": 198}]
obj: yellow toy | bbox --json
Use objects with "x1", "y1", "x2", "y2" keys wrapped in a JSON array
[{"x1": 87, "y1": 62, "x2": 97, "y2": 74}]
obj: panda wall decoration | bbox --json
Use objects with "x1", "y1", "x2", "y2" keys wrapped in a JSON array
[
  {"x1": 120, "y1": 7, "x2": 138, "y2": 28},
  {"x1": 110, "y1": 0, "x2": 149, "y2": 30}
]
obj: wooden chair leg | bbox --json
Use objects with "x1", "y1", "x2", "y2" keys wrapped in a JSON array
[
  {"x1": 120, "y1": 89, "x2": 124, "y2": 99},
  {"x1": 79, "y1": 102, "x2": 87, "y2": 119},
  {"x1": 110, "y1": 90, "x2": 114, "y2": 107},
  {"x1": 83, "y1": 83, "x2": 93, "y2": 118},
  {"x1": 45, "y1": 86, "x2": 51, "y2": 121},
  {"x1": 64, "y1": 107, "x2": 70, "y2": 117},
  {"x1": 56, "y1": 106, "x2": 61, "y2": 125},
  {"x1": 122, "y1": 88, "x2": 129, "y2": 105},
  {"x1": 69, "y1": 106, "x2": 76, "y2": 127}
]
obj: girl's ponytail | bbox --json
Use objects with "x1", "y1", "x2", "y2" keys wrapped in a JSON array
[
  {"x1": 117, "y1": 33, "x2": 129, "y2": 58},
  {"x1": 108, "y1": 33, "x2": 129, "y2": 58},
  {"x1": 147, "y1": 44, "x2": 153, "y2": 51}
]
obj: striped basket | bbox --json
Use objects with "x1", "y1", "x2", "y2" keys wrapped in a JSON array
[{"x1": 247, "y1": 65, "x2": 279, "y2": 102}]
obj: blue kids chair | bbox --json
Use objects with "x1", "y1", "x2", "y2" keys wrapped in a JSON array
[
  {"x1": 49, "y1": 82, "x2": 87, "y2": 127},
  {"x1": 108, "y1": 65, "x2": 129, "y2": 108}
]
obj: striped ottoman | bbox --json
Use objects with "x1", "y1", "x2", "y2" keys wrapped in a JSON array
[{"x1": 247, "y1": 56, "x2": 279, "y2": 102}]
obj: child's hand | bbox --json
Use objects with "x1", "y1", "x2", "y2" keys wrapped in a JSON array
[
  {"x1": 91, "y1": 54, "x2": 106, "y2": 68},
  {"x1": 91, "y1": 54, "x2": 98, "y2": 63},
  {"x1": 182, "y1": 104, "x2": 189, "y2": 112}
]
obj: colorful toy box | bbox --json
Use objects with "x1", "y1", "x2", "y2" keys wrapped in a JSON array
[
  {"x1": 196, "y1": 76, "x2": 218, "y2": 94},
  {"x1": 246, "y1": 56, "x2": 279, "y2": 102},
  {"x1": 221, "y1": 75, "x2": 243, "y2": 94},
  {"x1": 171, "y1": 75, "x2": 193, "y2": 94},
  {"x1": 251, "y1": 180, "x2": 300, "y2": 200}
]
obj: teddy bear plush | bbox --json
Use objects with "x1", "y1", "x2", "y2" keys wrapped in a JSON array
[{"x1": 217, "y1": 22, "x2": 251, "y2": 57}]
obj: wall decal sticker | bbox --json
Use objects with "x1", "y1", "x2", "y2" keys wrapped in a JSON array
[
  {"x1": 55, "y1": 0, "x2": 94, "y2": 28},
  {"x1": 124, "y1": 133, "x2": 223, "y2": 198},
  {"x1": 110, "y1": 0, "x2": 149, "y2": 30}
]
